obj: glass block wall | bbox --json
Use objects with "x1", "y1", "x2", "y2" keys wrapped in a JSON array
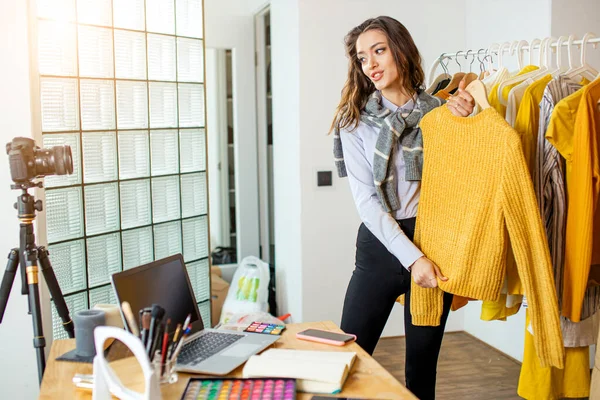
[{"x1": 33, "y1": 0, "x2": 211, "y2": 339}]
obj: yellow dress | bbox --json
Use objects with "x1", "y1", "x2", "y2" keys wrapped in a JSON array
[
  {"x1": 518, "y1": 310, "x2": 590, "y2": 399},
  {"x1": 552, "y1": 78, "x2": 600, "y2": 322}
]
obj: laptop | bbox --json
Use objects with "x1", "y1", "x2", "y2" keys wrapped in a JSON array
[{"x1": 111, "y1": 254, "x2": 279, "y2": 375}]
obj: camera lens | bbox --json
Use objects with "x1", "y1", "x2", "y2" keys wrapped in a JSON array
[
  {"x1": 33, "y1": 144, "x2": 74, "y2": 178},
  {"x1": 52, "y1": 145, "x2": 73, "y2": 176}
]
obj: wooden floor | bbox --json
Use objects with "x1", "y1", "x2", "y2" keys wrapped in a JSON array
[{"x1": 372, "y1": 332, "x2": 522, "y2": 400}]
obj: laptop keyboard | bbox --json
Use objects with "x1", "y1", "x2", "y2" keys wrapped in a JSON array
[{"x1": 178, "y1": 331, "x2": 245, "y2": 365}]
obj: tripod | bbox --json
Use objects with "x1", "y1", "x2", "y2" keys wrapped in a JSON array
[{"x1": 0, "y1": 181, "x2": 75, "y2": 383}]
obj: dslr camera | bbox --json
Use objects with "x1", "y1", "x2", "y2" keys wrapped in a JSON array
[{"x1": 6, "y1": 137, "x2": 73, "y2": 184}]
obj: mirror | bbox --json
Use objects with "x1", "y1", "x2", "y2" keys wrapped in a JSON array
[
  {"x1": 205, "y1": 7, "x2": 274, "y2": 281},
  {"x1": 205, "y1": 4, "x2": 276, "y2": 316},
  {"x1": 206, "y1": 48, "x2": 237, "y2": 266}
]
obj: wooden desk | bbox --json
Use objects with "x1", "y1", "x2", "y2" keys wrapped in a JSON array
[{"x1": 39, "y1": 321, "x2": 416, "y2": 399}]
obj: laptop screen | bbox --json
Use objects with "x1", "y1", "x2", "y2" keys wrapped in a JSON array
[{"x1": 111, "y1": 254, "x2": 203, "y2": 335}]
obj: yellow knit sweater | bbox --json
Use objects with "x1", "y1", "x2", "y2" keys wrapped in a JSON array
[{"x1": 415, "y1": 106, "x2": 564, "y2": 369}]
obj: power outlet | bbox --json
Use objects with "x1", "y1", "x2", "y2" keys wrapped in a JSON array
[{"x1": 317, "y1": 171, "x2": 332, "y2": 187}]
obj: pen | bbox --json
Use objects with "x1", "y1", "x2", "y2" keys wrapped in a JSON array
[
  {"x1": 170, "y1": 313, "x2": 191, "y2": 355},
  {"x1": 182, "y1": 313, "x2": 192, "y2": 332},
  {"x1": 169, "y1": 327, "x2": 191, "y2": 364},
  {"x1": 170, "y1": 323, "x2": 182, "y2": 357}
]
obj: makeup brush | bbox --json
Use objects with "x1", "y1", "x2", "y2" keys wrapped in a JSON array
[
  {"x1": 140, "y1": 312, "x2": 151, "y2": 346},
  {"x1": 121, "y1": 301, "x2": 139, "y2": 337},
  {"x1": 149, "y1": 315, "x2": 166, "y2": 360},
  {"x1": 146, "y1": 304, "x2": 165, "y2": 357}
]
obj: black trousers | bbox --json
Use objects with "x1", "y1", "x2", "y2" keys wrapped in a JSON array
[{"x1": 340, "y1": 219, "x2": 453, "y2": 400}]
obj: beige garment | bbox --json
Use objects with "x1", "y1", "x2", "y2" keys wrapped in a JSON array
[
  {"x1": 482, "y1": 67, "x2": 509, "y2": 92},
  {"x1": 561, "y1": 311, "x2": 600, "y2": 347},
  {"x1": 505, "y1": 77, "x2": 535, "y2": 126}
]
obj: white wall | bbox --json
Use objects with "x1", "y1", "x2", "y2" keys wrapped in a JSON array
[
  {"x1": 551, "y1": 0, "x2": 600, "y2": 69},
  {"x1": 204, "y1": 0, "x2": 268, "y2": 260},
  {"x1": 270, "y1": 0, "x2": 304, "y2": 323},
  {"x1": 0, "y1": 1, "x2": 40, "y2": 398},
  {"x1": 464, "y1": 0, "x2": 552, "y2": 51}
]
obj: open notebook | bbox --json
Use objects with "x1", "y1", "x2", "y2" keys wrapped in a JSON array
[{"x1": 242, "y1": 349, "x2": 357, "y2": 394}]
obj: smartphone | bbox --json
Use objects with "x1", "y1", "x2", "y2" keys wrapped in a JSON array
[
  {"x1": 296, "y1": 328, "x2": 357, "y2": 346},
  {"x1": 311, "y1": 397, "x2": 381, "y2": 400}
]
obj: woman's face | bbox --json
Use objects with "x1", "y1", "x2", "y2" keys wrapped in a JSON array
[{"x1": 356, "y1": 29, "x2": 399, "y2": 92}]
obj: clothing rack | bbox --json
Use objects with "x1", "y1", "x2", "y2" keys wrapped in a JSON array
[{"x1": 427, "y1": 36, "x2": 600, "y2": 85}]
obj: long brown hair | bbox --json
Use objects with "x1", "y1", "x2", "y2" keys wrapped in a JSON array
[{"x1": 329, "y1": 16, "x2": 425, "y2": 133}]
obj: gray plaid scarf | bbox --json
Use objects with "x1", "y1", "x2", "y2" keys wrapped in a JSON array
[{"x1": 333, "y1": 90, "x2": 443, "y2": 212}]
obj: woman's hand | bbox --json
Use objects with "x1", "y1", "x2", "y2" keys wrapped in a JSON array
[
  {"x1": 446, "y1": 78, "x2": 475, "y2": 117},
  {"x1": 410, "y1": 256, "x2": 448, "y2": 288}
]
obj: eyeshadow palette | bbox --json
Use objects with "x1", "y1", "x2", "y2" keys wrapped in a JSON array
[
  {"x1": 181, "y1": 378, "x2": 296, "y2": 400},
  {"x1": 244, "y1": 322, "x2": 286, "y2": 335}
]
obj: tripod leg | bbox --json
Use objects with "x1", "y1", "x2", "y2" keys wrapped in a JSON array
[
  {"x1": 38, "y1": 247, "x2": 74, "y2": 338},
  {"x1": 0, "y1": 249, "x2": 19, "y2": 324},
  {"x1": 23, "y1": 247, "x2": 46, "y2": 383}
]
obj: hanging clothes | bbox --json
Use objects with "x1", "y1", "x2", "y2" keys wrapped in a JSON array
[
  {"x1": 431, "y1": 77, "x2": 451, "y2": 95},
  {"x1": 415, "y1": 105, "x2": 564, "y2": 369},
  {"x1": 434, "y1": 88, "x2": 451, "y2": 100},
  {"x1": 514, "y1": 74, "x2": 553, "y2": 175},
  {"x1": 506, "y1": 77, "x2": 535, "y2": 126},
  {"x1": 545, "y1": 78, "x2": 600, "y2": 323},
  {"x1": 561, "y1": 77, "x2": 600, "y2": 322},
  {"x1": 483, "y1": 67, "x2": 509, "y2": 93},
  {"x1": 518, "y1": 75, "x2": 596, "y2": 400},
  {"x1": 490, "y1": 65, "x2": 539, "y2": 118},
  {"x1": 535, "y1": 75, "x2": 600, "y2": 346}
]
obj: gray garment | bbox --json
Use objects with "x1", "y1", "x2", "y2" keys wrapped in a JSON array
[
  {"x1": 536, "y1": 75, "x2": 600, "y2": 347},
  {"x1": 333, "y1": 90, "x2": 442, "y2": 212}
]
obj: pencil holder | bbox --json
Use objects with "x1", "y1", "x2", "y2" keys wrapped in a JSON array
[{"x1": 152, "y1": 352, "x2": 178, "y2": 385}]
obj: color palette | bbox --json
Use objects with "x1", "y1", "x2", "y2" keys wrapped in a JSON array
[
  {"x1": 181, "y1": 378, "x2": 296, "y2": 400},
  {"x1": 244, "y1": 322, "x2": 285, "y2": 335}
]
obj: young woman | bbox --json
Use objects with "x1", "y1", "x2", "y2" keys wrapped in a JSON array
[{"x1": 331, "y1": 16, "x2": 474, "y2": 400}]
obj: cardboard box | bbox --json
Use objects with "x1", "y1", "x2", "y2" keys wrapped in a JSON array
[
  {"x1": 591, "y1": 366, "x2": 600, "y2": 400},
  {"x1": 211, "y1": 265, "x2": 223, "y2": 278},
  {"x1": 211, "y1": 272, "x2": 230, "y2": 327}
]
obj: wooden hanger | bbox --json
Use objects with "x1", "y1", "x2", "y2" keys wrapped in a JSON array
[
  {"x1": 464, "y1": 72, "x2": 478, "y2": 86},
  {"x1": 440, "y1": 51, "x2": 467, "y2": 94},
  {"x1": 443, "y1": 72, "x2": 466, "y2": 94},
  {"x1": 465, "y1": 79, "x2": 491, "y2": 110}
]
